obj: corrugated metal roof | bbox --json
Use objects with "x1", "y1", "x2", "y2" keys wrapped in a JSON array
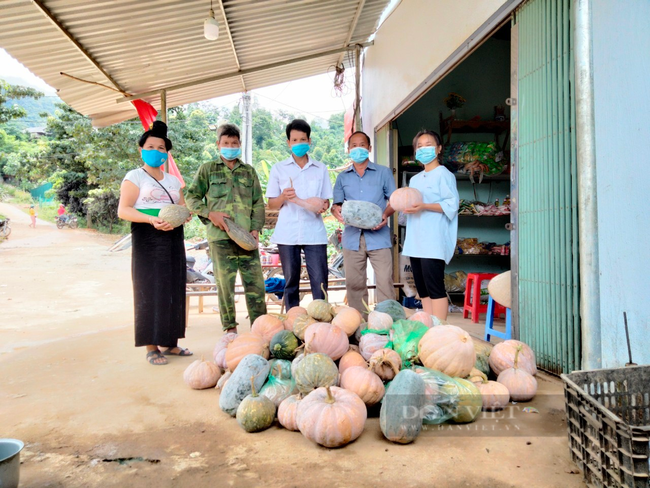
[{"x1": 0, "y1": 0, "x2": 393, "y2": 126}]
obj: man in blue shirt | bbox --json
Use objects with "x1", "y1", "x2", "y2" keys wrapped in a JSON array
[{"x1": 331, "y1": 131, "x2": 396, "y2": 316}]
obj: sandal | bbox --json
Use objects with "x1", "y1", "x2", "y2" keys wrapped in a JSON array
[
  {"x1": 146, "y1": 350, "x2": 168, "y2": 365},
  {"x1": 162, "y1": 347, "x2": 193, "y2": 356}
]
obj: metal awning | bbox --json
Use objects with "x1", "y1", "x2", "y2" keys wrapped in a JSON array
[{"x1": 0, "y1": 0, "x2": 393, "y2": 126}]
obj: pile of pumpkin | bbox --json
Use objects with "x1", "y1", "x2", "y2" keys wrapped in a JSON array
[{"x1": 182, "y1": 296, "x2": 539, "y2": 448}]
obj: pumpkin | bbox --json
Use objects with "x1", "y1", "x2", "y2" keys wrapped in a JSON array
[
  {"x1": 296, "y1": 386, "x2": 367, "y2": 448},
  {"x1": 293, "y1": 196, "x2": 326, "y2": 213},
  {"x1": 270, "y1": 330, "x2": 299, "y2": 360},
  {"x1": 294, "y1": 353, "x2": 339, "y2": 394},
  {"x1": 497, "y1": 347, "x2": 537, "y2": 401},
  {"x1": 158, "y1": 204, "x2": 190, "y2": 228},
  {"x1": 487, "y1": 270, "x2": 511, "y2": 309},
  {"x1": 409, "y1": 311, "x2": 433, "y2": 328},
  {"x1": 225, "y1": 333, "x2": 270, "y2": 372},
  {"x1": 224, "y1": 217, "x2": 257, "y2": 251},
  {"x1": 354, "y1": 321, "x2": 368, "y2": 343},
  {"x1": 269, "y1": 359, "x2": 293, "y2": 379},
  {"x1": 389, "y1": 187, "x2": 423, "y2": 212},
  {"x1": 447, "y1": 378, "x2": 482, "y2": 423},
  {"x1": 284, "y1": 306, "x2": 308, "y2": 331},
  {"x1": 216, "y1": 370, "x2": 231, "y2": 391},
  {"x1": 291, "y1": 353, "x2": 305, "y2": 378},
  {"x1": 476, "y1": 380, "x2": 510, "y2": 411},
  {"x1": 467, "y1": 367, "x2": 488, "y2": 384},
  {"x1": 489, "y1": 340, "x2": 537, "y2": 376},
  {"x1": 236, "y1": 376, "x2": 276, "y2": 432},
  {"x1": 183, "y1": 357, "x2": 221, "y2": 390},
  {"x1": 339, "y1": 350, "x2": 367, "y2": 375},
  {"x1": 331, "y1": 307, "x2": 363, "y2": 336},
  {"x1": 341, "y1": 200, "x2": 383, "y2": 229},
  {"x1": 213, "y1": 332, "x2": 238, "y2": 370},
  {"x1": 278, "y1": 394, "x2": 302, "y2": 431},
  {"x1": 293, "y1": 314, "x2": 317, "y2": 341},
  {"x1": 368, "y1": 348, "x2": 402, "y2": 381},
  {"x1": 219, "y1": 354, "x2": 270, "y2": 416},
  {"x1": 260, "y1": 367, "x2": 297, "y2": 407},
  {"x1": 359, "y1": 333, "x2": 390, "y2": 361},
  {"x1": 418, "y1": 325, "x2": 476, "y2": 377},
  {"x1": 251, "y1": 314, "x2": 285, "y2": 343},
  {"x1": 348, "y1": 344, "x2": 360, "y2": 353},
  {"x1": 374, "y1": 299, "x2": 406, "y2": 322},
  {"x1": 341, "y1": 366, "x2": 385, "y2": 406},
  {"x1": 474, "y1": 342, "x2": 491, "y2": 377},
  {"x1": 304, "y1": 322, "x2": 349, "y2": 361},
  {"x1": 307, "y1": 291, "x2": 334, "y2": 322},
  {"x1": 367, "y1": 311, "x2": 393, "y2": 331},
  {"x1": 380, "y1": 370, "x2": 425, "y2": 444}
]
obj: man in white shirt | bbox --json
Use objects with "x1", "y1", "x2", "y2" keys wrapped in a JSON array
[{"x1": 266, "y1": 119, "x2": 333, "y2": 309}]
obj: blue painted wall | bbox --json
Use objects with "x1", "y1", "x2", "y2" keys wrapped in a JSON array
[{"x1": 592, "y1": 0, "x2": 650, "y2": 367}]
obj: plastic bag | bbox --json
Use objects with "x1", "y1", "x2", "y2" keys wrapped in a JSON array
[
  {"x1": 391, "y1": 319, "x2": 429, "y2": 367},
  {"x1": 259, "y1": 373, "x2": 297, "y2": 407},
  {"x1": 269, "y1": 359, "x2": 292, "y2": 380},
  {"x1": 399, "y1": 254, "x2": 417, "y2": 298}
]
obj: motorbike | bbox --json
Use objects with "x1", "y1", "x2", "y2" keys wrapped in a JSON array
[
  {"x1": 56, "y1": 215, "x2": 78, "y2": 229},
  {"x1": 186, "y1": 239, "x2": 214, "y2": 283},
  {"x1": 0, "y1": 218, "x2": 10, "y2": 239}
]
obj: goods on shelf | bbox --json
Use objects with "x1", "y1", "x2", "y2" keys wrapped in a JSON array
[{"x1": 456, "y1": 238, "x2": 510, "y2": 255}]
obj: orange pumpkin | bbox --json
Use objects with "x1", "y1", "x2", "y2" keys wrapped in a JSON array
[
  {"x1": 476, "y1": 380, "x2": 510, "y2": 411},
  {"x1": 278, "y1": 394, "x2": 302, "y2": 431},
  {"x1": 409, "y1": 311, "x2": 433, "y2": 328},
  {"x1": 225, "y1": 332, "x2": 270, "y2": 372},
  {"x1": 296, "y1": 386, "x2": 367, "y2": 448},
  {"x1": 284, "y1": 306, "x2": 308, "y2": 331},
  {"x1": 389, "y1": 187, "x2": 423, "y2": 212},
  {"x1": 489, "y1": 340, "x2": 537, "y2": 376},
  {"x1": 183, "y1": 357, "x2": 221, "y2": 390},
  {"x1": 251, "y1": 314, "x2": 285, "y2": 343},
  {"x1": 341, "y1": 366, "x2": 385, "y2": 406},
  {"x1": 496, "y1": 347, "x2": 537, "y2": 401},
  {"x1": 304, "y1": 322, "x2": 349, "y2": 361},
  {"x1": 339, "y1": 350, "x2": 367, "y2": 375},
  {"x1": 418, "y1": 325, "x2": 476, "y2": 377},
  {"x1": 331, "y1": 307, "x2": 363, "y2": 336},
  {"x1": 368, "y1": 348, "x2": 402, "y2": 381}
]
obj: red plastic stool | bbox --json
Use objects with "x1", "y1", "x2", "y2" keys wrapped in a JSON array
[{"x1": 463, "y1": 273, "x2": 506, "y2": 323}]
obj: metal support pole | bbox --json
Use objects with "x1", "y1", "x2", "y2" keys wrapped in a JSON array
[
  {"x1": 574, "y1": 0, "x2": 601, "y2": 370},
  {"x1": 240, "y1": 92, "x2": 252, "y2": 165},
  {"x1": 354, "y1": 45, "x2": 362, "y2": 131},
  {"x1": 160, "y1": 90, "x2": 169, "y2": 173}
]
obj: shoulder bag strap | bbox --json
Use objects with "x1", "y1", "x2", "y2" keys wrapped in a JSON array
[{"x1": 141, "y1": 168, "x2": 175, "y2": 204}]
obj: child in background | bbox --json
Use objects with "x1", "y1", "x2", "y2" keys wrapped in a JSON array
[{"x1": 29, "y1": 205, "x2": 37, "y2": 228}]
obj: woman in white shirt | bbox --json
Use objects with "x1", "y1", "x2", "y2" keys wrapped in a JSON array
[
  {"x1": 118, "y1": 121, "x2": 192, "y2": 365},
  {"x1": 402, "y1": 130, "x2": 459, "y2": 320}
]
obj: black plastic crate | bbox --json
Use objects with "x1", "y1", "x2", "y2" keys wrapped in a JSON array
[{"x1": 561, "y1": 365, "x2": 650, "y2": 488}]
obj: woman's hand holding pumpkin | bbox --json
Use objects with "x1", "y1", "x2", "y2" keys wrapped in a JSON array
[
  {"x1": 149, "y1": 216, "x2": 174, "y2": 231},
  {"x1": 403, "y1": 202, "x2": 425, "y2": 214}
]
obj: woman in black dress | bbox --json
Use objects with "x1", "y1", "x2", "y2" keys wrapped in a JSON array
[{"x1": 118, "y1": 121, "x2": 192, "y2": 365}]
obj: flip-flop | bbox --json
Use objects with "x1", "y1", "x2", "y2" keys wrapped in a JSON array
[
  {"x1": 146, "y1": 350, "x2": 168, "y2": 365},
  {"x1": 162, "y1": 347, "x2": 193, "y2": 356}
]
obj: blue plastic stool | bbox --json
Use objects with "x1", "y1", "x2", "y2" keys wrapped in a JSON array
[{"x1": 484, "y1": 296, "x2": 512, "y2": 342}]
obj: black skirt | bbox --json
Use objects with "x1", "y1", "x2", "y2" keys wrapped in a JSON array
[{"x1": 131, "y1": 222, "x2": 186, "y2": 347}]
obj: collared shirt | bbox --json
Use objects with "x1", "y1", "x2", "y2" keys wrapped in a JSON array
[
  {"x1": 265, "y1": 155, "x2": 333, "y2": 245},
  {"x1": 185, "y1": 158, "x2": 265, "y2": 243},
  {"x1": 402, "y1": 165, "x2": 459, "y2": 263},
  {"x1": 332, "y1": 161, "x2": 396, "y2": 251}
]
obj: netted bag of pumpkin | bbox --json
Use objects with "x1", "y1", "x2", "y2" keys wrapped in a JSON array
[
  {"x1": 260, "y1": 360, "x2": 297, "y2": 407},
  {"x1": 410, "y1": 366, "x2": 462, "y2": 425},
  {"x1": 392, "y1": 319, "x2": 429, "y2": 367}
]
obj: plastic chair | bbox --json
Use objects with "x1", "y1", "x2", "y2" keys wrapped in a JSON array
[
  {"x1": 462, "y1": 272, "x2": 506, "y2": 323},
  {"x1": 484, "y1": 296, "x2": 512, "y2": 342}
]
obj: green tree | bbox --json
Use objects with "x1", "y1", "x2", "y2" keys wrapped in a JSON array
[{"x1": 0, "y1": 79, "x2": 43, "y2": 124}]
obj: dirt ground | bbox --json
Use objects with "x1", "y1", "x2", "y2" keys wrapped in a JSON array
[{"x1": 0, "y1": 202, "x2": 585, "y2": 488}]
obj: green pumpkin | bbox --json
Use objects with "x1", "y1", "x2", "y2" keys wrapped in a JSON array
[
  {"x1": 293, "y1": 314, "x2": 317, "y2": 341},
  {"x1": 475, "y1": 353, "x2": 490, "y2": 376},
  {"x1": 269, "y1": 359, "x2": 293, "y2": 379},
  {"x1": 374, "y1": 300, "x2": 406, "y2": 322},
  {"x1": 270, "y1": 330, "x2": 299, "y2": 360},
  {"x1": 236, "y1": 377, "x2": 276, "y2": 432},
  {"x1": 341, "y1": 200, "x2": 382, "y2": 229},
  {"x1": 294, "y1": 353, "x2": 338, "y2": 394},
  {"x1": 158, "y1": 204, "x2": 190, "y2": 228},
  {"x1": 219, "y1": 354, "x2": 270, "y2": 417},
  {"x1": 446, "y1": 378, "x2": 482, "y2": 423},
  {"x1": 380, "y1": 370, "x2": 425, "y2": 444}
]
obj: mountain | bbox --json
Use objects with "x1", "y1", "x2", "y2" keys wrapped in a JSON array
[{"x1": 2, "y1": 76, "x2": 61, "y2": 133}]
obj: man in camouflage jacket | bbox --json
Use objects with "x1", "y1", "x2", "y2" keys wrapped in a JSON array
[{"x1": 185, "y1": 124, "x2": 267, "y2": 332}]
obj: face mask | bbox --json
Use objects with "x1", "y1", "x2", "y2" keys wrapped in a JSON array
[
  {"x1": 415, "y1": 146, "x2": 437, "y2": 165},
  {"x1": 220, "y1": 147, "x2": 242, "y2": 161},
  {"x1": 141, "y1": 149, "x2": 168, "y2": 168},
  {"x1": 349, "y1": 147, "x2": 369, "y2": 163},
  {"x1": 291, "y1": 143, "x2": 310, "y2": 158}
]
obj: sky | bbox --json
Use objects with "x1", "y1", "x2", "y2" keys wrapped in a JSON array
[{"x1": 0, "y1": 48, "x2": 354, "y2": 123}]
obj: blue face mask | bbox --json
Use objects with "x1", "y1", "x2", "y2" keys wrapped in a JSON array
[
  {"x1": 349, "y1": 147, "x2": 369, "y2": 163},
  {"x1": 415, "y1": 146, "x2": 437, "y2": 165},
  {"x1": 141, "y1": 149, "x2": 168, "y2": 168},
  {"x1": 291, "y1": 143, "x2": 310, "y2": 158},
  {"x1": 220, "y1": 147, "x2": 242, "y2": 161}
]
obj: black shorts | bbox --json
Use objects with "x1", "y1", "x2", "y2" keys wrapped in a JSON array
[{"x1": 409, "y1": 257, "x2": 446, "y2": 299}]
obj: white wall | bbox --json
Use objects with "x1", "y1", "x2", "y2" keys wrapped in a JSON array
[
  {"x1": 361, "y1": 0, "x2": 507, "y2": 134},
  {"x1": 592, "y1": 0, "x2": 650, "y2": 367}
]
